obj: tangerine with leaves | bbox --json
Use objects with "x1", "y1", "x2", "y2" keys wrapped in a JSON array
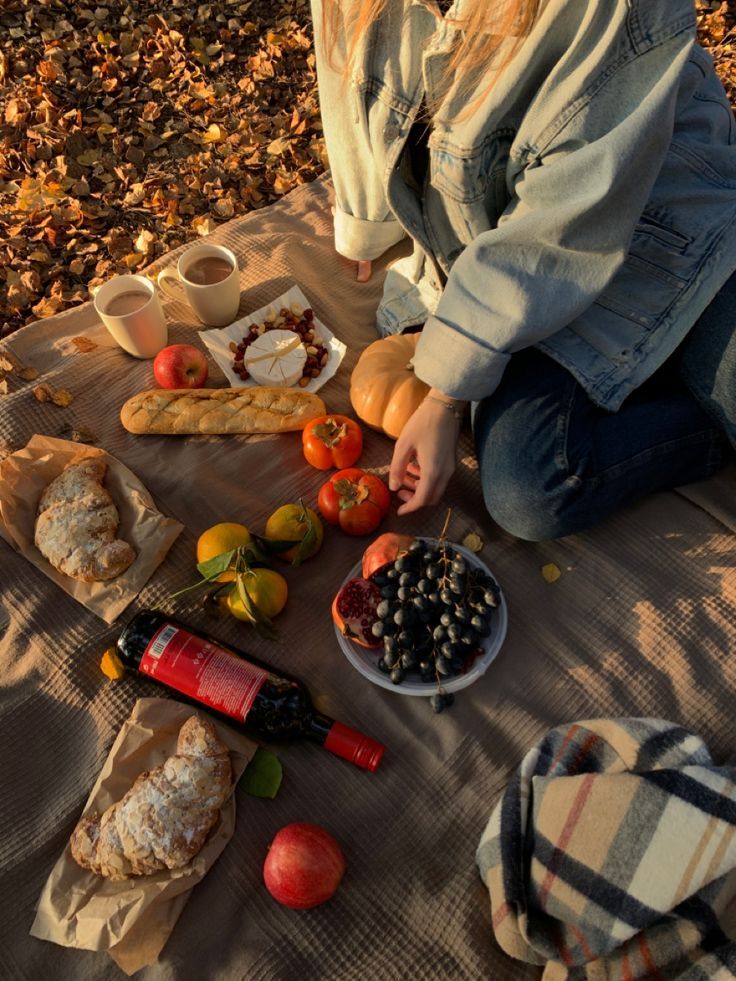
[
  {"x1": 264, "y1": 503, "x2": 324, "y2": 564},
  {"x1": 196, "y1": 522, "x2": 252, "y2": 580},
  {"x1": 222, "y1": 568, "x2": 289, "y2": 620}
]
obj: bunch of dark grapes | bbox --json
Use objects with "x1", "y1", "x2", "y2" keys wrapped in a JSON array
[{"x1": 369, "y1": 539, "x2": 500, "y2": 711}]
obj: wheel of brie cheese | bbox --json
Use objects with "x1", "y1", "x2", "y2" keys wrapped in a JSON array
[{"x1": 244, "y1": 328, "x2": 307, "y2": 387}]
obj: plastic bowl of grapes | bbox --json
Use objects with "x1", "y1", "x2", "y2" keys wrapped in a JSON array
[{"x1": 334, "y1": 537, "x2": 508, "y2": 696}]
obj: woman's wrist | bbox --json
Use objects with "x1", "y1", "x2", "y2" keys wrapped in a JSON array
[{"x1": 423, "y1": 388, "x2": 467, "y2": 420}]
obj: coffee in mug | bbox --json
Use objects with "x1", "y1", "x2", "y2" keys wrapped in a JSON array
[
  {"x1": 157, "y1": 244, "x2": 240, "y2": 327},
  {"x1": 184, "y1": 256, "x2": 233, "y2": 286},
  {"x1": 101, "y1": 289, "x2": 151, "y2": 317}
]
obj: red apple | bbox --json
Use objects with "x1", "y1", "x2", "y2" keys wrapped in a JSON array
[
  {"x1": 153, "y1": 343, "x2": 209, "y2": 389},
  {"x1": 263, "y1": 822, "x2": 346, "y2": 909}
]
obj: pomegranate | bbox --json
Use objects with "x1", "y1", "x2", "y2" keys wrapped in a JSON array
[
  {"x1": 332, "y1": 576, "x2": 382, "y2": 648},
  {"x1": 362, "y1": 532, "x2": 416, "y2": 579},
  {"x1": 263, "y1": 823, "x2": 346, "y2": 909}
]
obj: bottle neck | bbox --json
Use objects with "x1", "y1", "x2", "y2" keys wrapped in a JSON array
[
  {"x1": 307, "y1": 713, "x2": 385, "y2": 772},
  {"x1": 304, "y1": 711, "x2": 336, "y2": 744}
]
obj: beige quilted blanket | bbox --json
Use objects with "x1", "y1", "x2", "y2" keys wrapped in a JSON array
[{"x1": 1, "y1": 176, "x2": 735, "y2": 980}]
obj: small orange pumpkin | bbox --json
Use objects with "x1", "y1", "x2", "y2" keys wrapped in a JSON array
[{"x1": 349, "y1": 333, "x2": 430, "y2": 440}]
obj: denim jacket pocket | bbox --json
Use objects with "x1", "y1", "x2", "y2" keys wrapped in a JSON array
[
  {"x1": 632, "y1": 213, "x2": 692, "y2": 253},
  {"x1": 626, "y1": 210, "x2": 699, "y2": 284},
  {"x1": 595, "y1": 205, "x2": 703, "y2": 328},
  {"x1": 429, "y1": 133, "x2": 513, "y2": 205},
  {"x1": 595, "y1": 253, "x2": 687, "y2": 329},
  {"x1": 426, "y1": 137, "x2": 513, "y2": 249}
]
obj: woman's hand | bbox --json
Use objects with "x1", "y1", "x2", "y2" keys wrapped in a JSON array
[
  {"x1": 356, "y1": 260, "x2": 372, "y2": 282},
  {"x1": 388, "y1": 392, "x2": 465, "y2": 516}
]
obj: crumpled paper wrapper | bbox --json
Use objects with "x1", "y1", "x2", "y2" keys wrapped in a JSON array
[
  {"x1": 30, "y1": 697, "x2": 257, "y2": 975},
  {"x1": 0, "y1": 434, "x2": 183, "y2": 623}
]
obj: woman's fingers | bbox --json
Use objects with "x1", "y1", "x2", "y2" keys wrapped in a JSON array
[
  {"x1": 395, "y1": 463, "x2": 437, "y2": 514},
  {"x1": 389, "y1": 438, "x2": 417, "y2": 492},
  {"x1": 389, "y1": 398, "x2": 460, "y2": 514},
  {"x1": 356, "y1": 259, "x2": 372, "y2": 282}
]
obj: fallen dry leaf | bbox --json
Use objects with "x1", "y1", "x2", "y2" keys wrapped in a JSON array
[
  {"x1": 33, "y1": 383, "x2": 74, "y2": 407},
  {"x1": 17, "y1": 366, "x2": 40, "y2": 381},
  {"x1": 213, "y1": 198, "x2": 235, "y2": 219},
  {"x1": 51, "y1": 388, "x2": 75, "y2": 407},
  {"x1": 192, "y1": 215, "x2": 218, "y2": 236},
  {"x1": 461, "y1": 531, "x2": 484, "y2": 553},
  {"x1": 0, "y1": 352, "x2": 22, "y2": 373},
  {"x1": 202, "y1": 123, "x2": 225, "y2": 144},
  {"x1": 71, "y1": 336, "x2": 98, "y2": 353},
  {"x1": 100, "y1": 647, "x2": 126, "y2": 681},
  {"x1": 541, "y1": 563, "x2": 561, "y2": 584},
  {"x1": 58, "y1": 424, "x2": 97, "y2": 444},
  {"x1": 33, "y1": 383, "x2": 53, "y2": 403}
]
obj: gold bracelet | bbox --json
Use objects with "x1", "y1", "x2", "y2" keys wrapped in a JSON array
[{"x1": 424, "y1": 394, "x2": 465, "y2": 420}]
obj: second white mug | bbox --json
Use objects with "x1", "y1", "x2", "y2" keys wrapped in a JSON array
[{"x1": 157, "y1": 244, "x2": 240, "y2": 327}]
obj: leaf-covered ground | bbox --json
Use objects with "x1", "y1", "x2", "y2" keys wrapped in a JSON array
[{"x1": 1, "y1": 0, "x2": 734, "y2": 339}]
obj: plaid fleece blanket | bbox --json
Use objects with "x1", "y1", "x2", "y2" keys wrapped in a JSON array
[{"x1": 476, "y1": 719, "x2": 736, "y2": 979}]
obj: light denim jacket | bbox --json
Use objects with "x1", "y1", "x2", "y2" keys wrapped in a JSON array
[{"x1": 312, "y1": 0, "x2": 736, "y2": 409}]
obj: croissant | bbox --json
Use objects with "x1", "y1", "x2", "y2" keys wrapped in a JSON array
[
  {"x1": 70, "y1": 716, "x2": 232, "y2": 880},
  {"x1": 34, "y1": 455, "x2": 136, "y2": 582}
]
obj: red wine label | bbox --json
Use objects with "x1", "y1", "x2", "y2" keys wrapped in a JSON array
[{"x1": 140, "y1": 623, "x2": 267, "y2": 722}]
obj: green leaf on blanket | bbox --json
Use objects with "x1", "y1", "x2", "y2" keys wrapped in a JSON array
[
  {"x1": 541, "y1": 563, "x2": 561, "y2": 584},
  {"x1": 240, "y1": 749, "x2": 283, "y2": 798}
]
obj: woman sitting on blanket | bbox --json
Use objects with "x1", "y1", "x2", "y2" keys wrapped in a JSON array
[{"x1": 311, "y1": 0, "x2": 736, "y2": 539}]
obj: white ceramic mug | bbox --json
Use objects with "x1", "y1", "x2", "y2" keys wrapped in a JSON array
[
  {"x1": 93, "y1": 274, "x2": 168, "y2": 359},
  {"x1": 157, "y1": 244, "x2": 240, "y2": 327}
]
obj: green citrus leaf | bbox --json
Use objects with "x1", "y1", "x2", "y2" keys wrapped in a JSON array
[
  {"x1": 196, "y1": 548, "x2": 236, "y2": 580},
  {"x1": 235, "y1": 572, "x2": 279, "y2": 640},
  {"x1": 238, "y1": 541, "x2": 270, "y2": 564},
  {"x1": 251, "y1": 533, "x2": 300, "y2": 555},
  {"x1": 292, "y1": 498, "x2": 317, "y2": 567},
  {"x1": 240, "y1": 748, "x2": 283, "y2": 798}
]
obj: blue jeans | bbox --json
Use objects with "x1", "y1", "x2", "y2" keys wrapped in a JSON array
[{"x1": 471, "y1": 274, "x2": 736, "y2": 541}]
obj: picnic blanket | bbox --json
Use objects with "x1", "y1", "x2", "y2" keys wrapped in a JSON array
[
  {"x1": 477, "y1": 718, "x2": 736, "y2": 979},
  {"x1": 2, "y1": 174, "x2": 736, "y2": 980}
]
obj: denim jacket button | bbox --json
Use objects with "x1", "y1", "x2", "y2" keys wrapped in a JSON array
[{"x1": 384, "y1": 123, "x2": 400, "y2": 141}]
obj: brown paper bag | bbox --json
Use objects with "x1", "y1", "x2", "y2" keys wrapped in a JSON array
[
  {"x1": 30, "y1": 697, "x2": 257, "y2": 975},
  {"x1": 0, "y1": 434, "x2": 183, "y2": 623}
]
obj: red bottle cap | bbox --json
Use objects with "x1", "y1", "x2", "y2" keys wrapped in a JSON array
[{"x1": 324, "y1": 721, "x2": 385, "y2": 771}]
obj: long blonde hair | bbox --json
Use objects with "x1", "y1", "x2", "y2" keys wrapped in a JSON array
[{"x1": 320, "y1": 0, "x2": 541, "y2": 115}]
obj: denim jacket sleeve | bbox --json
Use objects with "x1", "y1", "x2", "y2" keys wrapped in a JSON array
[
  {"x1": 311, "y1": 0, "x2": 408, "y2": 261},
  {"x1": 412, "y1": 27, "x2": 696, "y2": 401}
]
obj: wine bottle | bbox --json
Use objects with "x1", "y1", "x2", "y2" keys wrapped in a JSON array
[{"x1": 115, "y1": 609, "x2": 385, "y2": 771}]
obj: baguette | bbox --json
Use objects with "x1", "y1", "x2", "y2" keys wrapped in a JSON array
[{"x1": 120, "y1": 386, "x2": 326, "y2": 435}]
